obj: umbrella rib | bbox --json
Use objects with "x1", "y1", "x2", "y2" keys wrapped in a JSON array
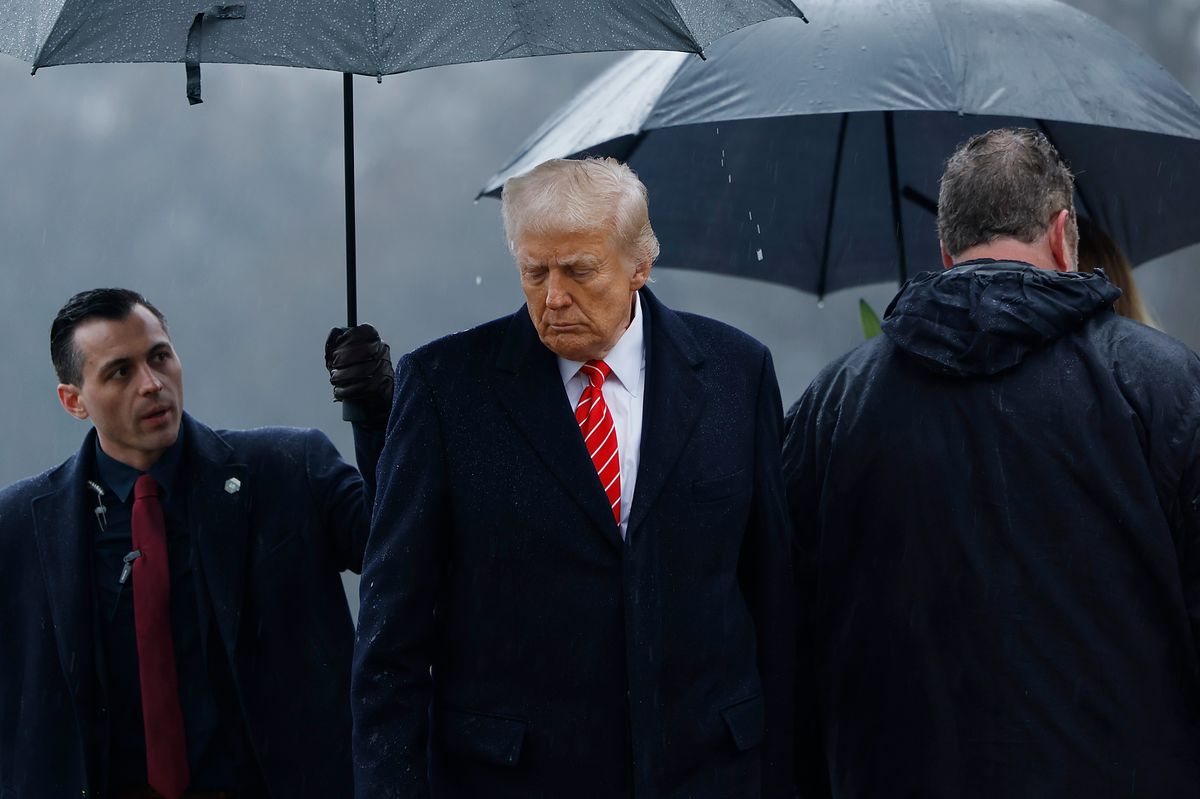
[
  {"x1": 617, "y1": 131, "x2": 650, "y2": 163},
  {"x1": 29, "y1": 0, "x2": 111, "y2": 69},
  {"x1": 367, "y1": 0, "x2": 383, "y2": 75},
  {"x1": 817, "y1": 112, "x2": 850, "y2": 300},
  {"x1": 885, "y1": 111, "x2": 909, "y2": 285},
  {"x1": 901, "y1": 186, "x2": 938, "y2": 216},
  {"x1": 663, "y1": 0, "x2": 705, "y2": 54}
]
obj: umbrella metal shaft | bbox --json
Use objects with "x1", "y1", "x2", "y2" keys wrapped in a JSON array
[
  {"x1": 884, "y1": 111, "x2": 908, "y2": 286},
  {"x1": 344, "y1": 72, "x2": 358, "y2": 327}
]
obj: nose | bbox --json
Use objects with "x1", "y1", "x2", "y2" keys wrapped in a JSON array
[
  {"x1": 545, "y1": 270, "x2": 572, "y2": 310},
  {"x1": 136, "y1": 363, "x2": 164, "y2": 395}
]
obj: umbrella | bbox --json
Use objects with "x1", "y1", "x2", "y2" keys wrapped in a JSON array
[
  {"x1": 480, "y1": 0, "x2": 1200, "y2": 299},
  {"x1": 0, "y1": 0, "x2": 804, "y2": 322}
]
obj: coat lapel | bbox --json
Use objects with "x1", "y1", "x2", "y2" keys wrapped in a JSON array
[
  {"x1": 493, "y1": 308, "x2": 624, "y2": 550},
  {"x1": 626, "y1": 289, "x2": 706, "y2": 540},
  {"x1": 31, "y1": 437, "x2": 96, "y2": 705},
  {"x1": 180, "y1": 415, "x2": 250, "y2": 656}
]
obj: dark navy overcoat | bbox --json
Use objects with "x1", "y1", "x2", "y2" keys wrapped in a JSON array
[
  {"x1": 0, "y1": 413, "x2": 375, "y2": 798},
  {"x1": 353, "y1": 289, "x2": 796, "y2": 799}
]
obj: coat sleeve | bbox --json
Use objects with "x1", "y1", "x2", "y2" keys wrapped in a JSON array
[
  {"x1": 1178, "y1": 428, "x2": 1200, "y2": 658},
  {"x1": 1164, "y1": 356, "x2": 1200, "y2": 667},
  {"x1": 739, "y1": 347, "x2": 799, "y2": 799},
  {"x1": 351, "y1": 422, "x2": 386, "y2": 516},
  {"x1": 782, "y1": 385, "x2": 833, "y2": 799},
  {"x1": 302, "y1": 427, "x2": 373, "y2": 574},
  {"x1": 352, "y1": 353, "x2": 449, "y2": 799}
]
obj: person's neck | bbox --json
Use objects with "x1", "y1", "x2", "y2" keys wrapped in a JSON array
[
  {"x1": 951, "y1": 239, "x2": 1069, "y2": 273},
  {"x1": 96, "y1": 438, "x2": 165, "y2": 473}
]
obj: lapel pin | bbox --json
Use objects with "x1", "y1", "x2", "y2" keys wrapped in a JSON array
[{"x1": 224, "y1": 477, "x2": 242, "y2": 495}]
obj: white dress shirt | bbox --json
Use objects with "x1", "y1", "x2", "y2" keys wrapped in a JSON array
[{"x1": 558, "y1": 293, "x2": 646, "y2": 540}]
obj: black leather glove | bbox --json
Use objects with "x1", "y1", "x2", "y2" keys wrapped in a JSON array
[{"x1": 325, "y1": 324, "x2": 394, "y2": 425}]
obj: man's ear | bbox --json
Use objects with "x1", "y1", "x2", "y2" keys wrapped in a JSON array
[
  {"x1": 58, "y1": 384, "x2": 89, "y2": 421},
  {"x1": 1048, "y1": 209, "x2": 1075, "y2": 273},
  {"x1": 940, "y1": 242, "x2": 955, "y2": 269},
  {"x1": 630, "y1": 259, "x2": 652, "y2": 290}
]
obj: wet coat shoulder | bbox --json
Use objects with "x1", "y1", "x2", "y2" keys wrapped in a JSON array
[
  {"x1": 786, "y1": 335, "x2": 893, "y2": 422},
  {"x1": 672, "y1": 308, "x2": 771, "y2": 363},
  {"x1": 0, "y1": 457, "x2": 73, "y2": 532},
  {"x1": 401, "y1": 314, "x2": 513, "y2": 381},
  {"x1": 213, "y1": 425, "x2": 335, "y2": 466}
]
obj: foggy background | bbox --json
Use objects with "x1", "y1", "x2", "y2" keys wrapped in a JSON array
[{"x1": 2, "y1": 0, "x2": 1198, "y2": 604}]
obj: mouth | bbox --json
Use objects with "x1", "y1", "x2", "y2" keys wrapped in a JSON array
[{"x1": 141, "y1": 405, "x2": 174, "y2": 426}]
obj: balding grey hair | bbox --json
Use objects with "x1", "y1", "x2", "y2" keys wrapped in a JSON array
[{"x1": 938, "y1": 128, "x2": 1077, "y2": 258}]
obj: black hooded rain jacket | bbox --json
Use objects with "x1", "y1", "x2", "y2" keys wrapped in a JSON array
[{"x1": 785, "y1": 261, "x2": 1200, "y2": 798}]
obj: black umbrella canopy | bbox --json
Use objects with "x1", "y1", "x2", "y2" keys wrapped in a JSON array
[
  {"x1": 482, "y1": 0, "x2": 1200, "y2": 297},
  {"x1": 1, "y1": 0, "x2": 805, "y2": 326},
  {"x1": 0, "y1": 0, "x2": 802, "y2": 74}
]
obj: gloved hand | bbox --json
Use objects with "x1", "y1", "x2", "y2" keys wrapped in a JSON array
[{"x1": 325, "y1": 324, "x2": 394, "y2": 426}]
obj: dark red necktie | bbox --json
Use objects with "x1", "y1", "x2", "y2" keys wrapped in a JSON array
[
  {"x1": 575, "y1": 360, "x2": 621, "y2": 527},
  {"x1": 131, "y1": 474, "x2": 190, "y2": 799}
]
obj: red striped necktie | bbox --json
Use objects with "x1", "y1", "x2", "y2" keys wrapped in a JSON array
[
  {"x1": 575, "y1": 360, "x2": 621, "y2": 528},
  {"x1": 131, "y1": 473, "x2": 190, "y2": 799}
]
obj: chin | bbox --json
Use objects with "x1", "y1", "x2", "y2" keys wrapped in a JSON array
[
  {"x1": 151, "y1": 425, "x2": 181, "y2": 449},
  {"x1": 541, "y1": 333, "x2": 593, "y2": 362}
]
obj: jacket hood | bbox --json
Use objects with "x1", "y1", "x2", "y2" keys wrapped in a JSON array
[{"x1": 882, "y1": 260, "x2": 1121, "y2": 377}]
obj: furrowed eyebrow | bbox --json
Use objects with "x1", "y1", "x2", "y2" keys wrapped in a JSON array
[{"x1": 99, "y1": 356, "x2": 132, "y2": 375}]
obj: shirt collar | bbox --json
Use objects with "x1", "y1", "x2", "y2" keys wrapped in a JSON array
[
  {"x1": 93, "y1": 424, "x2": 186, "y2": 504},
  {"x1": 557, "y1": 292, "x2": 645, "y2": 397}
]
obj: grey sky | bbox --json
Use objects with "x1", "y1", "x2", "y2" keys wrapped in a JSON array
[{"x1": 1, "y1": 0, "x2": 1198, "y2": 492}]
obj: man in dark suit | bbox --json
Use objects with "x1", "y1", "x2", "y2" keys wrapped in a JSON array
[
  {"x1": 353, "y1": 158, "x2": 795, "y2": 798},
  {"x1": 785, "y1": 128, "x2": 1200, "y2": 796},
  {"x1": 0, "y1": 288, "x2": 392, "y2": 798}
]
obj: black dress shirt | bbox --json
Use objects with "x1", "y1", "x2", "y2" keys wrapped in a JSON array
[{"x1": 91, "y1": 428, "x2": 246, "y2": 792}]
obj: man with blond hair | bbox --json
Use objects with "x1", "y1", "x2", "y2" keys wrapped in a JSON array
[{"x1": 353, "y1": 158, "x2": 795, "y2": 798}]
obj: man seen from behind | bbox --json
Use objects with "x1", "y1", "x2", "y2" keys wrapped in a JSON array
[{"x1": 785, "y1": 128, "x2": 1200, "y2": 797}]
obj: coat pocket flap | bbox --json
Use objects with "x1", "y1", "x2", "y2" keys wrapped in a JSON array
[
  {"x1": 439, "y1": 707, "x2": 528, "y2": 767},
  {"x1": 721, "y1": 694, "x2": 765, "y2": 752}
]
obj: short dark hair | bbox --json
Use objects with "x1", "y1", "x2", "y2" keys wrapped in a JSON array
[
  {"x1": 937, "y1": 128, "x2": 1077, "y2": 257},
  {"x1": 50, "y1": 288, "x2": 168, "y2": 386}
]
